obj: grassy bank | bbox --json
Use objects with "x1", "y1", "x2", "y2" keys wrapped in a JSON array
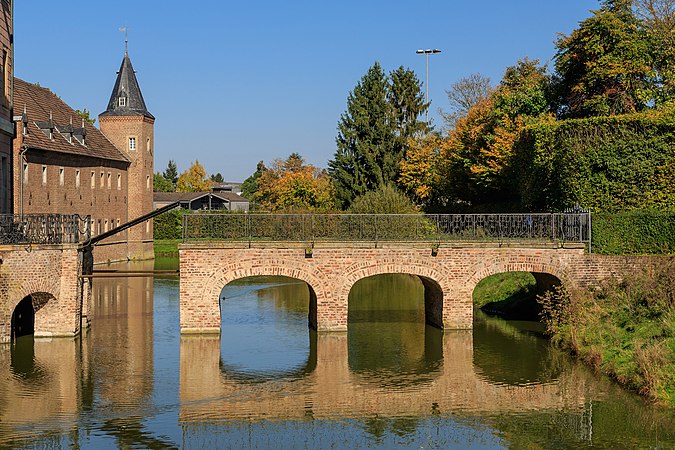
[
  {"x1": 539, "y1": 261, "x2": 675, "y2": 407},
  {"x1": 154, "y1": 239, "x2": 180, "y2": 256},
  {"x1": 474, "y1": 267, "x2": 675, "y2": 407}
]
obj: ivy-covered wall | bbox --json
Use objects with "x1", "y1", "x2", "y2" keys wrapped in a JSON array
[{"x1": 513, "y1": 110, "x2": 675, "y2": 212}]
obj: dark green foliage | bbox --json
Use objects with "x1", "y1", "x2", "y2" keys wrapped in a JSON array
[
  {"x1": 329, "y1": 63, "x2": 427, "y2": 209},
  {"x1": 348, "y1": 184, "x2": 419, "y2": 214},
  {"x1": 554, "y1": 0, "x2": 657, "y2": 117},
  {"x1": 163, "y1": 160, "x2": 178, "y2": 187},
  {"x1": 513, "y1": 110, "x2": 675, "y2": 212},
  {"x1": 210, "y1": 173, "x2": 224, "y2": 183},
  {"x1": 153, "y1": 209, "x2": 186, "y2": 240},
  {"x1": 592, "y1": 209, "x2": 675, "y2": 254}
]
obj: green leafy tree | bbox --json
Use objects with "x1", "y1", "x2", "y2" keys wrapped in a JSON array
[
  {"x1": 75, "y1": 108, "x2": 96, "y2": 125},
  {"x1": 348, "y1": 184, "x2": 419, "y2": 214},
  {"x1": 241, "y1": 160, "x2": 266, "y2": 200},
  {"x1": 163, "y1": 160, "x2": 179, "y2": 187},
  {"x1": 153, "y1": 172, "x2": 174, "y2": 192},
  {"x1": 176, "y1": 160, "x2": 212, "y2": 192},
  {"x1": 554, "y1": 0, "x2": 656, "y2": 117}
]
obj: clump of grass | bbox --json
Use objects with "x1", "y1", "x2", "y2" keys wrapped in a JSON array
[
  {"x1": 538, "y1": 260, "x2": 675, "y2": 406},
  {"x1": 154, "y1": 239, "x2": 180, "y2": 256}
]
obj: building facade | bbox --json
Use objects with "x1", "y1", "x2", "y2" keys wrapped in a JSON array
[
  {"x1": 12, "y1": 51, "x2": 154, "y2": 263},
  {"x1": 0, "y1": 0, "x2": 13, "y2": 214}
]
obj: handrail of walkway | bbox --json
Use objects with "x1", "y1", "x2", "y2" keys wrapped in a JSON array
[
  {"x1": 182, "y1": 212, "x2": 592, "y2": 248},
  {"x1": 0, "y1": 214, "x2": 91, "y2": 245}
]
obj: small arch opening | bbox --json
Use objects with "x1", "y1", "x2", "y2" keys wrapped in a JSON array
[
  {"x1": 218, "y1": 276, "x2": 316, "y2": 381},
  {"x1": 11, "y1": 292, "x2": 54, "y2": 340},
  {"x1": 347, "y1": 274, "x2": 442, "y2": 386},
  {"x1": 474, "y1": 272, "x2": 561, "y2": 322},
  {"x1": 471, "y1": 271, "x2": 564, "y2": 386}
]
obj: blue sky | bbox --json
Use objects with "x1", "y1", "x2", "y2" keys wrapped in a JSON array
[{"x1": 15, "y1": 1, "x2": 597, "y2": 182}]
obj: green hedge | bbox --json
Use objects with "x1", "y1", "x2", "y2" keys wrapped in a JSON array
[
  {"x1": 153, "y1": 209, "x2": 186, "y2": 240},
  {"x1": 592, "y1": 209, "x2": 675, "y2": 255},
  {"x1": 513, "y1": 110, "x2": 675, "y2": 212}
]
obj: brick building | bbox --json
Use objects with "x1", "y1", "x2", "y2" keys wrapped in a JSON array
[
  {"x1": 0, "y1": 1, "x2": 13, "y2": 214},
  {"x1": 12, "y1": 51, "x2": 154, "y2": 263}
]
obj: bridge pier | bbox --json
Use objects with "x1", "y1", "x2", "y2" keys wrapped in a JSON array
[{"x1": 0, "y1": 244, "x2": 89, "y2": 343}]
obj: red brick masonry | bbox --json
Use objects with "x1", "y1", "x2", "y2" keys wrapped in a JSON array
[{"x1": 179, "y1": 243, "x2": 655, "y2": 333}]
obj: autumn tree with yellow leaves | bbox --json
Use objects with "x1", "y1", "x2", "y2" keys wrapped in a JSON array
[{"x1": 254, "y1": 153, "x2": 335, "y2": 211}]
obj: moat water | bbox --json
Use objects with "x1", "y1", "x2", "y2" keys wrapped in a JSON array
[{"x1": 0, "y1": 258, "x2": 673, "y2": 449}]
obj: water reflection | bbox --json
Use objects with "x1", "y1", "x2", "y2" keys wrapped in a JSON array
[
  {"x1": 348, "y1": 274, "x2": 443, "y2": 386},
  {"x1": 473, "y1": 311, "x2": 563, "y2": 386},
  {"x1": 0, "y1": 267, "x2": 673, "y2": 449},
  {"x1": 219, "y1": 276, "x2": 314, "y2": 380}
]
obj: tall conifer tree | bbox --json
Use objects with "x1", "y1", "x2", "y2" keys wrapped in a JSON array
[{"x1": 329, "y1": 63, "x2": 427, "y2": 208}]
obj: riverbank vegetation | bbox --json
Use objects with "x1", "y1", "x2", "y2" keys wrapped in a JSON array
[{"x1": 539, "y1": 260, "x2": 675, "y2": 407}]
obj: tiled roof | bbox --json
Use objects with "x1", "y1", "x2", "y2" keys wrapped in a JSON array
[
  {"x1": 100, "y1": 53, "x2": 154, "y2": 119},
  {"x1": 15, "y1": 78, "x2": 130, "y2": 163}
]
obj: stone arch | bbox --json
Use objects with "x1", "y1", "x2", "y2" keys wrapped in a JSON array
[
  {"x1": 199, "y1": 259, "x2": 331, "y2": 330},
  {"x1": 11, "y1": 292, "x2": 56, "y2": 340},
  {"x1": 466, "y1": 254, "x2": 569, "y2": 319},
  {"x1": 339, "y1": 259, "x2": 449, "y2": 329}
]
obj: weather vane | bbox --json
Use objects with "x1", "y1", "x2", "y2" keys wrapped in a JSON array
[{"x1": 119, "y1": 26, "x2": 128, "y2": 54}]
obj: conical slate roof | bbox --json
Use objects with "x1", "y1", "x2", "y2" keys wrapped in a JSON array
[{"x1": 100, "y1": 52, "x2": 154, "y2": 119}]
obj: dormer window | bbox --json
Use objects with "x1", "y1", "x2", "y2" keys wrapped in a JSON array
[{"x1": 118, "y1": 97, "x2": 126, "y2": 107}]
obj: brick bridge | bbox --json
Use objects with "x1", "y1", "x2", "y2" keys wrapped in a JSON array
[
  {"x1": 178, "y1": 213, "x2": 645, "y2": 333},
  {"x1": 0, "y1": 214, "x2": 90, "y2": 343}
]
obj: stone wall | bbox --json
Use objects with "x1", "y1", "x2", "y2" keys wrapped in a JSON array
[
  {"x1": 180, "y1": 243, "x2": 656, "y2": 333},
  {"x1": 0, "y1": 244, "x2": 88, "y2": 343}
]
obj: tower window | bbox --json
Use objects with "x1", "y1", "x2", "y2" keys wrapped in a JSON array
[
  {"x1": 119, "y1": 97, "x2": 126, "y2": 107},
  {"x1": 42, "y1": 166, "x2": 47, "y2": 185},
  {"x1": 146, "y1": 175, "x2": 151, "y2": 190},
  {"x1": 76, "y1": 170, "x2": 80, "y2": 188},
  {"x1": 129, "y1": 137, "x2": 136, "y2": 151},
  {"x1": 23, "y1": 163, "x2": 28, "y2": 183},
  {"x1": 107, "y1": 172, "x2": 111, "y2": 189},
  {"x1": 100, "y1": 171, "x2": 104, "y2": 187},
  {"x1": 91, "y1": 171, "x2": 95, "y2": 189},
  {"x1": 59, "y1": 167, "x2": 64, "y2": 186},
  {"x1": 117, "y1": 173, "x2": 122, "y2": 190}
]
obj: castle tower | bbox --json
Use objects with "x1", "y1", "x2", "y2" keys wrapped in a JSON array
[{"x1": 99, "y1": 51, "x2": 154, "y2": 260}]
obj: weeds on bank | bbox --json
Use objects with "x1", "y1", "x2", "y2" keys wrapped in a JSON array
[{"x1": 539, "y1": 260, "x2": 675, "y2": 406}]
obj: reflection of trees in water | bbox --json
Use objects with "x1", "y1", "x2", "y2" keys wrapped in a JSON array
[
  {"x1": 222, "y1": 276, "x2": 310, "y2": 313},
  {"x1": 361, "y1": 416, "x2": 421, "y2": 441},
  {"x1": 473, "y1": 311, "x2": 565, "y2": 386},
  {"x1": 348, "y1": 274, "x2": 443, "y2": 387},
  {"x1": 101, "y1": 416, "x2": 178, "y2": 449}
]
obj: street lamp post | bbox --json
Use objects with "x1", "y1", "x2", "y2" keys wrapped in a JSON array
[{"x1": 416, "y1": 48, "x2": 441, "y2": 123}]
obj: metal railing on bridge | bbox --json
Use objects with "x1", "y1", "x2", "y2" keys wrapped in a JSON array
[
  {"x1": 0, "y1": 214, "x2": 91, "y2": 245},
  {"x1": 182, "y1": 212, "x2": 591, "y2": 248}
]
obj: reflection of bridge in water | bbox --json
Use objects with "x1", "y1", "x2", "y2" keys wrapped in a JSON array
[{"x1": 179, "y1": 331, "x2": 593, "y2": 422}]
